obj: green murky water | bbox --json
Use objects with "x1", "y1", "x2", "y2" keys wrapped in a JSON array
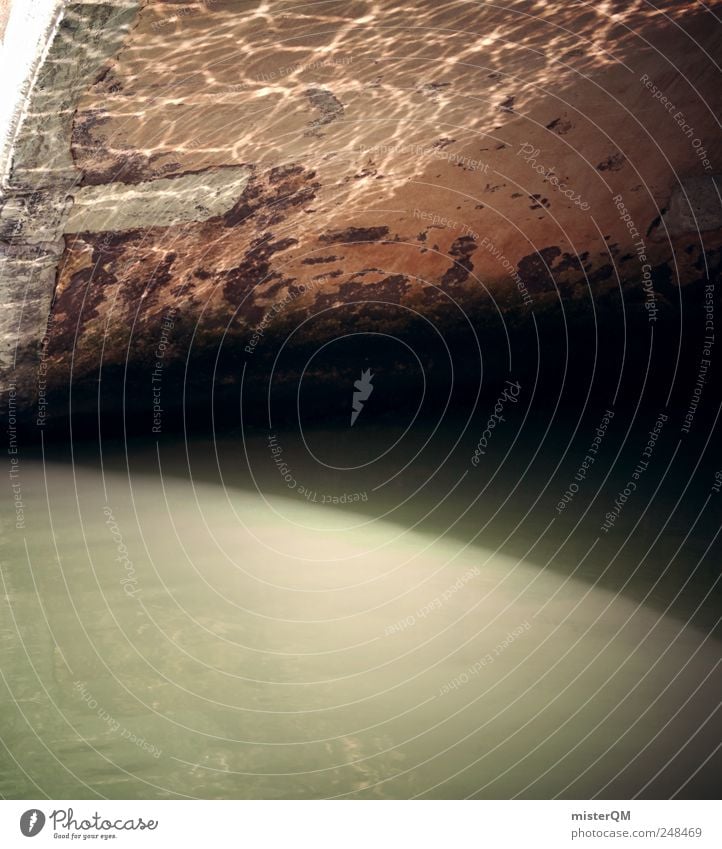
[{"x1": 1, "y1": 427, "x2": 720, "y2": 799}]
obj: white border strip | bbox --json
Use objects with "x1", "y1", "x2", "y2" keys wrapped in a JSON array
[{"x1": 1, "y1": 799, "x2": 721, "y2": 847}]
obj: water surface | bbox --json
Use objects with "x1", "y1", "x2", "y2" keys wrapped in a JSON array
[{"x1": 1, "y1": 426, "x2": 720, "y2": 798}]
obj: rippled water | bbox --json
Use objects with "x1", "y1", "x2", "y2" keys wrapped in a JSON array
[{"x1": 1, "y1": 427, "x2": 719, "y2": 799}]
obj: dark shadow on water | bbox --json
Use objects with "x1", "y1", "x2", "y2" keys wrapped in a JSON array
[{"x1": 62, "y1": 402, "x2": 722, "y2": 637}]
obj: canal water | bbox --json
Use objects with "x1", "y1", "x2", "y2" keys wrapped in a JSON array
[{"x1": 1, "y1": 422, "x2": 720, "y2": 799}]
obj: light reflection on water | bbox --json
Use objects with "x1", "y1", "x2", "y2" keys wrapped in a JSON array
[{"x1": 0, "y1": 432, "x2": 719, "y2": 799}]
